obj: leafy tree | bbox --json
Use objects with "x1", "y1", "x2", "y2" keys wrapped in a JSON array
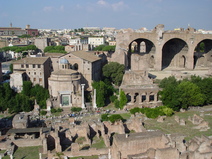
[
  {"x1": 22, "y1": 81, "x2": 32, "y2": 96},
  {"x1": 101, "y1": 114, "x2": 109, "y2": 121},
  {"x1": 159, "y1": 76, "x2": 179, "y2": 88},
  {"x1": 18, "y1": 34, "x2": 32, "y2": 38},
  {"x1": 44, "y1": 45, "x2": 66, "y2": 53},
  {"x1": 40, "y1": 110, "x2": 47, "y2": 115},
  {"x1": 108, "y1": 114, "x2": 123, "y2": 123},
  {"x1": 114, "y1": 99, "x2": 120, "y2": 108},
  {"x1": 30, "y1": 84, "x2": 49, "y2": 109},
  {"x1": 109, "y1": 95, "x2": 117, "y2": 103},
  {"x1": 102, "y1": 45, "x2": 116, "y2": 52},
  {"x1": 102, "y1": 62, "x2": 125, "y2": 86},
  {"x1": 129, "y1": 107, "x2": 140, "y2": 115},
  {"x1": 92, "y1": 81, "x2": 114, "y2": 107},
  {"x1": 9, "y1": 64, "x2": 13, "y2": 73},
  {"x1": 190, "y1": 76, "x2": 212, "y2": 104},
  {"x1": 159, "y1": 84, "x2": 181, "y2": 111},
  {"x1": 94, "y1": 45, "x2": 106, "y2": 51},
  {"x1": 177, "y1": 81, "x2": 205, "y2": 109},
  {"x1": 119, "y1": 90, "x2": 127, "y2": 109}
]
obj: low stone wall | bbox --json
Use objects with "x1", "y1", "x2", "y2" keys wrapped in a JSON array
[
  {"x1": 63, "y1": 148, "x2": 108, "y2": 158},
  {"x1": 12, "y1": 139, "x2": 42, "y2": 147}
]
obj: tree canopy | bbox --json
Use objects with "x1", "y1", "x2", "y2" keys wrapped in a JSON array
[
  {"x1": 102, "y1": 62, "x2": 125, "y2": 86},
  {"x1": 44, "y1": 45, "x2": 66, "y2": 53},
  {"x1": 0, "y1": 45, "x2": 38, "y2": 53},
  {"x1": 92, "y1": 81, "x2": 114, "y2": 107},
  {"x1": 94, "y1": 45, "x2": 116, "y2": 52},
  {"x1": 0, "y1": 81, "x2": 49, "y2": 113},
  {"x1": 159, "y1": 76, "x2": 211, "y2": 111}
]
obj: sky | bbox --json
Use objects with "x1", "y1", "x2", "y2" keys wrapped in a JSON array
[{"x1": 0, "y1": 0, "x2": 211, "y2": 30}]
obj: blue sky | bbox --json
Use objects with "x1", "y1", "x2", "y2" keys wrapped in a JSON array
[{"x1": 0, "y1": 0, "x2": 211, "y2": 30}]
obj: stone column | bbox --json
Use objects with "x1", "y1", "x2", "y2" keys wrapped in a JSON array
[
  {"x1": 154, "y1": 93, "x2": 158, "y2": 102},
  {"x1": 93, "y1": 89, "x2": 97, "y2": 109},
  {"x1": 81, "y1": 84, "x2": 85, "y2": 109},
  {"x1": 146, "y1": 93, "x2": 150, "y2": 102},
  {"x1": 130, "y1": 93, "x2": 134, "y2": 104},
  {"x1": 138, "y1": 93, "x2": 142, "y2": 104}
]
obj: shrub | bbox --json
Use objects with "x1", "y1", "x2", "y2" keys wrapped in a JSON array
[
  {"x1": 40, "y1": 110, "x2": 47, "y2": 115},
  {"x1": 57, "y1": 108, "x2": 63, "y2": 112},
  {"x1": 129, "y1": 107, "x2": 140, "y2": 115},
  {"x1": 108, "y1": 114, "x2": 123, "y2": 123},
  {"x1": 114, "y1": 99, "x2": 120, "y2": 108},
  {"x1": 51, "y1": 108, "x2": 57, "y2": 113},
  {"x1": 71, "y1": 107, "x2": 82, "y2": 112},
  {"x1": 110, "y1": 95, "x2": 117, "y2": 103},
  {"x1": 101, "y1": 114, "x2": 109, "y2": 121},
  {"x1": 161, "y1": 106, "x2": 174, "y2": 116}
]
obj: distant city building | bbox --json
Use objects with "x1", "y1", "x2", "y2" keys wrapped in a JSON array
[
  {"x1": 34, "y1": 38, "x2": 51, "y2": 51},
  {"x1": 10, "y1": 57, "x2": 52, "y2": 92},
  {"x1": 25, "y1": 25, "x2": 39, "y2": 36},
  {"x1": 88, "y1": 37, "x2": 105, "y2": 50},
  {"x1": 0, "y1": 24, "x2": 38, "y2": 36},
  {"x1": 83, "y1": 27, "x2": 101, "y2": 31}
]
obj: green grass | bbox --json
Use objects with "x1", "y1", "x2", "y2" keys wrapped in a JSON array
[
  {"x1": 2, "y1": 146, "x2": 41, "y2": 159},
  {"x1": 69, "y1": 155, "x2": 98, "y2": 159},
  {"x1": 91, "y1": 137, "x2": 106, "y2": 149},
  {"x1": 120, "y1": 113, "x2": 131, "y2": 120},
  {"x1": 144, "y1": 106, "x2": 212, "y2": 141},
  {"x1": 102, "y1": 103, "x2": 119, "y2": 111},
  {"x1": 76, "y1": 137, "x2": 86, "y2": 145}
]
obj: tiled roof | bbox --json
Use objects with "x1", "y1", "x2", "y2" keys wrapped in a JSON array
[
  {"x1": 13, "y1": 57, "x2": 49, "y2": 64},
  {"x1": 70, "y1": 51, "x2": 101, "y2": 62},
  {"x1": 52, "y1": 69, "x2": 78, "y2": 75}
]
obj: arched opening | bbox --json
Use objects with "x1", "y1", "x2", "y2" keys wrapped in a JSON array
[
  {"x1": 141, "y1": 93, "x2": 146, "y2": 102},
  {"x1": 149, "y1": 92, "x2": 154, "y2": 102},
  {"x1": 179, "y1": 55, "x2": 186, "y2": 68},
  {"x1": 72, "y1": 63, "x2": 78, "y2": 70},
  {"x1": 193, "y1": 39, "x2": 212, "y2": 69},
  {"x1": 134, "y1": 93, "x2": 139, "y2": 103},
  {"x1": 162, "y1": 38, "x2": 188, "y2": 70},
  {"x1": 149, "y1": 55, "x2": 155, "y2": 69},
  {"x1": 127, "y1": 38, "x2": 155, "y2": 70},
  {"x1": 47, "y1": 135, "x2": 55, "y2": 151}
]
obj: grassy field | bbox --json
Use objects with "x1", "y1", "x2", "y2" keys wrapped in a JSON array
[
  {"x1": 91, "y1": 137, "x2": 106, "y2": 149},
  {"x1": 144, "y1": 105, "x2": 212, "y2": 141},
  {"x1": 2, "y1": 146, "x2": 41, "y2": 159},
  {"x1": 69, "y1": 155, "x2": 98, "y2": 159}
]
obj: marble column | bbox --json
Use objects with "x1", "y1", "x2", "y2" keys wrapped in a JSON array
[
  {"x1": 81, "y1": 84, "x2": 85, "y2": 109},
  {"x1": 146, "y1": 93, "x2": 150, "y2": 102},
  {"x1": 154, "y1": 93, "x2": 158, "y2": 102},
  {"x1": 93, "y1": 89, "x2": 97, "y2": 109},
  {"x1": 130, "y1": 93, "x2": 134, "y2": 104}
]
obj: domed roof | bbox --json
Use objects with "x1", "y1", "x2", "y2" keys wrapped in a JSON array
[{"x1": 60, "y1": 58, "x2": 69, "y2": 64}]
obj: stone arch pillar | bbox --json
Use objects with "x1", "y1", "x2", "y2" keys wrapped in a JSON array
[
  {"x1": 155, "y1": 46, "x2": 162, "y2": 70},
  {"x1": 187, "y1": 46, "x2": 195, "y2": 69},
  {"x1": 146, "y1": 93, "x2": 150, "y2": 102}
]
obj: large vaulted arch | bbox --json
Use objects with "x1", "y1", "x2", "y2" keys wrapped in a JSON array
[
  {"x1": 193, "y1": 39, "x2": 212, "y2": 69},
  {"x1": 127, "y1": 38, "x2": 156, "y2": 70},
  {"x1": 162, "y1": 38, "x2": 188, "y2": 70}
]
